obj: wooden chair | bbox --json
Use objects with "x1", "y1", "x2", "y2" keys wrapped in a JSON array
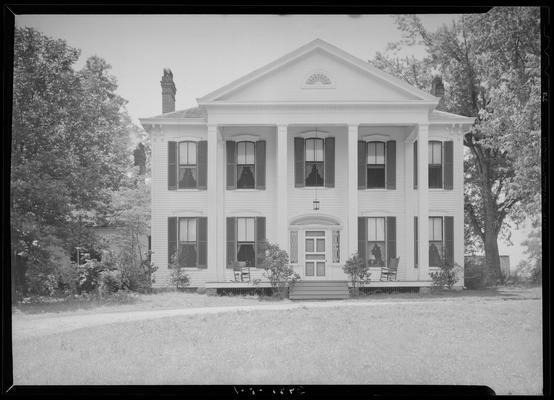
[
  {"x1": 240, "y1": 265, "x2": 251, "y2": 283},
  {"x1": 232, "y1": 261, "x2": 250, "y2": 282},
  {"x1": 380, "y1": 257, "x2": 399, "y2": 281}
]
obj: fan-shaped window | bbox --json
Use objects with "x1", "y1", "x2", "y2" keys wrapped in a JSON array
[{"x1": 305, "y1": 72, "x2": 332, "y2": 86}]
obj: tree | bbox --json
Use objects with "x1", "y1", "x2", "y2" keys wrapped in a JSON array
[
  {"x1": 370, "y1": 8, "x2": 541, "y2": 284},
  {"x1": 11, "y1": 27, "x2": 134, "y2": 295}
]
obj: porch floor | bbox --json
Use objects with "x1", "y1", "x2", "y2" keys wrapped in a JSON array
[{"x1": 204, "y1": 280, "x2": 434, "y2": 289}]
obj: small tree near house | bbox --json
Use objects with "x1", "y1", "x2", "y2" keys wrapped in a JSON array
[
  {"x1": 260, "y1": 243, "x2": 300, "y2": 299},
  {"x1": 343, "y1": 252, "x2": 371, "y2": 296}
]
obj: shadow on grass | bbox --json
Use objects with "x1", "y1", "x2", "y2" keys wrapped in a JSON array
[{"x1": 13, "y1": 292, "x2": 140, "y2": 315}]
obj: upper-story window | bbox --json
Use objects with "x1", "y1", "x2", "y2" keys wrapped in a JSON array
[
  {"x1": 367, "y1": 142, "x2": 386, "y2": 188},
  {"x1": 428, "y1": 141, "x2": 443, "y2": 189},
  {"x1": 305, "y1": 138, "x2": 324, "y2": 187},
  {"x1": 178, "y1": 141, "x2": 197, "y2": 189},
  {"x1": 237, "y1": 141, "x2": 255, "y2": 189}
]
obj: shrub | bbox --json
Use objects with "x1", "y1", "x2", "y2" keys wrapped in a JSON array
[
  {"x1": 169, "y1": 255, "x2": 190, "y2": 290},
  {"x1": 260, "y1": 243, "x2": 300, "y2": 299},
  {"x1": 464, "y1": 258, "x2": 487, "y2": 289},
  {"x1": 430, "y1": 261, "x2": 461, "y2": 290},
  {"x1": 76, "y1": 259, "x2": 105, "y2": 294},
  {"x1": 343, "y1": 252, "x2": 371, "y2": 296},
  {"x1": 98, "y1": 269, "x2": 123, "y2": 295}
]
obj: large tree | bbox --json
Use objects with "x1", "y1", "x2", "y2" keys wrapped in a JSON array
[
  {"x1": 11, "y1": 27, "x2": 133, "y2": 293},
  {"x1": 371, "y1": 8, "x2": 541, "y2": 283}
]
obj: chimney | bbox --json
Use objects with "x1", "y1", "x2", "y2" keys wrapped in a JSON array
[
  {"x1": 161, "y1": 68, "x2": 176, "y2": 114},
  {"x1": 430, "y1": 75, "x2": 445, "y2": 98}
]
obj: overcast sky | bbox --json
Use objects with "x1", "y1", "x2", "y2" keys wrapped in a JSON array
[{"x1": 14, "y1": 13, "x2": 531, "y2": 266}]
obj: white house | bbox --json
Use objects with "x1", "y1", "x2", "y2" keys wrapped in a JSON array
[{"x1": 139, "y1": 39, "x2": 474, "y2": 291}]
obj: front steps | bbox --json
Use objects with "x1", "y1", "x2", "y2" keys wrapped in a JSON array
[{"x1": 289, "y1": 280, "x2": 350, "y2": 300}]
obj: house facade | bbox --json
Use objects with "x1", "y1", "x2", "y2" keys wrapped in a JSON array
[{"x1": 139, "y1": 39, "x2": 474, "y2": 288}]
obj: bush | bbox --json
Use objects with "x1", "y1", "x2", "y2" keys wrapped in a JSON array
[
  {"x1": 169, "y1": 255, "x2": 190, "y2": 290},
  {"x1": 76, "y1": 259, "x2": 106, "y2": 294},
  {"x1": 99, "y1": 269, "x2": 123, "y2": 295},
  {"x1": 430, "y1": 261, "x2": 462, "y2": 290},
  {"x1": 342, "y1": 252, "x2": 371, "y2": 295},
  {"x1": 464, "y1": 258, "x2": 487, "y2": 289},
  {"x1": 260, "y1": 243, "x2": 300, "y2": 299}
]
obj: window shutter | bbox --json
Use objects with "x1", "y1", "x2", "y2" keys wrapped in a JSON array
[
  {"x1": 226, "y1": 141, "x2": 237, "y2": 190},
  {"x1": 197, "y1": 140, "x2": 208, "y2": 190},
  {"x1": 414, "y1": 216, "x2": 418, "y2": 268},
  {"x1": 255, "y1": 217, "x2": 266, "y2": 268},
  {"x1": 255, "y1": 140, "x2": 266, "y2": 190},
  {"x1": 197, "y1": 217, "x2": 207, "y2": 268},
  {"x1": 358, "y1": 217, "x2": 367, "y2": 267},
  {"x1": 168, "y1": 217, "x2": 177, "y2": 266},
  {"x1": 358, "y1": 141, "x2": 367, "y2": 189},
  {"x1": 324, "y1": 137, "x2": 335, "y2": 188},
  {"x1": 386, "y1": 216, "x2": 397, "y2": 266},
  {"x1": 294, "y1": 138, "x2": 305, "y2": 187},
  {"x1": 444, "y1": 141, "x2": 454, "y2": 190},
  {"x1": 226, "y1": 217, "x2": 236, "y2": 268},
  {"x1": 168, "y1": 142, "x2": 177, "y2": 190},
  {"x1": 413, "y1": 141, "x2": 418, "y2": 189},
  {"x1": 386, "y1": 141, "x2": 396, "y2": 190},
  {"x1": 444, "y1": 216, "x2": 454, "y2": 265}
]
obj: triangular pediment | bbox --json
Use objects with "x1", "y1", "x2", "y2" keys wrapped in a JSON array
[{"x1": 198, "y1": 39, "x2": 438, "y2": 105}]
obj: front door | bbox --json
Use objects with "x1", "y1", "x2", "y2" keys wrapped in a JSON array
[{"x1": 305, "y1": 230, "x2": 325, "y2": 277}]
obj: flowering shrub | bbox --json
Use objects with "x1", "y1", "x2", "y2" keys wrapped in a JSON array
[
  {"x1": 260, "y1": 243, "x2": 300, "y2": 299},
  {"x1": 430, "y1": 261, "x2": 462, "y2": 290},
  {"x1": 343, "y1": 252, "x2": 371, "y2": 296}
]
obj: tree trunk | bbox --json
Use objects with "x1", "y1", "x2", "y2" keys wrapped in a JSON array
[{"x1": 483, "y1": 212, "x2": 502, "y2": 285}]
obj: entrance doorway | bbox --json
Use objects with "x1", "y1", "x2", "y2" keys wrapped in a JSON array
[{"x1": 305, "y1": 230, "x2": 325, "y2": 277}]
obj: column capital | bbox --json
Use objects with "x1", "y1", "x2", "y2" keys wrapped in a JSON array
[{"x1": 347, "y1": 123, "x2": 360, "y2": 129}]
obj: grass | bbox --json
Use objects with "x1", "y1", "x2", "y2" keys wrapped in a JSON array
[{"x1": 12, "y1": 291, "x2": 542, "y2": 394}]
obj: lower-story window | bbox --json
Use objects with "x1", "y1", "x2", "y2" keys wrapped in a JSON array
[
  {"x1": 367, "y1": 217, "x2": 386, "y2": 267},
  {"x1": 178, "y1": 218, "x2": 197, "y2": 268},
  {"x1": 237, "y1": 217, "x2": 255, "y2": 267},
  {"x1": 429, "y1": 217, "x2": 444, "y2": 267}
]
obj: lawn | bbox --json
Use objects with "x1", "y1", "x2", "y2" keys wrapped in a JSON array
[{"x1": 12, "y1": 288, "x2": 543, "y2": 395}]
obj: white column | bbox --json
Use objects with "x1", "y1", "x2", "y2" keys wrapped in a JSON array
[
  {"x1": 216, "y1": 131, "x2": 226, "y2": 281},
  {"x1": 347, "y1": 124, "x2": 359, "y2": 259},
  {"x1": 417, "y1": 124, "x2": 429, "y2": 280},
  {"x1": 207, "y1": 124, "x2": 218, "y2": 281},
  {"x1": 276, "y1": 124, "x2": 289, "y2": 250}
]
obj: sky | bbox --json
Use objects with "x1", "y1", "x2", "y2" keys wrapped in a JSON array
[{"x1": 14, "y1": 13, "x2": 533, "y2": 267}]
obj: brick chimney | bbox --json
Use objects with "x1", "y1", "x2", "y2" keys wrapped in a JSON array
[
  {"x1": 161, "y1": 68, "x2": 176, "y2": 114},
  {"x1": 430, "y1": 75, "x2": 445, "y2": 98}
]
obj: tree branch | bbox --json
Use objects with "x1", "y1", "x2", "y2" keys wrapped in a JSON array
[{"x1": 465, "y1": 202, "x2": 485, "y2": 241}]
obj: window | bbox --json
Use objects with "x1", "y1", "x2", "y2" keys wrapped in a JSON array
[
  {"x1": 367, "y1": 142, "x2": 386, "y2": 188},
  {"x1": 290, "y1": 231, "x2": 298, "y2": 264},
  {"x1": 237, "y1": 217, "x2": 255, "y2": 267},
  {"x1": 178, "y1": 218, "x2": 197, "y2": 268},
  {"x1": 332, "y1": 230, "x2": 340, "y2": 263},
  {"x1": 428, "y1": 141, "x2": 443, "y2": 189},
  {"x1": 178, "y1": 141, "x2": 197, "y2": 189},
  {"x1": 305, "y1": 138, "x2": 324, "y2": 187},
  {"x1": 237, "y1": 141, "x2": 255, "y2": 189},
  {"x1": 367, "y1": 217, "x2": 386, "y2": 267},
  {"x1": 429, "y1": 217, "x2": 444, "y2": 267}
]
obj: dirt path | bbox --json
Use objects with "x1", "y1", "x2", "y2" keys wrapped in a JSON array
[{"x1": 12, "y1": 294, "x2": 540, "y2": 340}]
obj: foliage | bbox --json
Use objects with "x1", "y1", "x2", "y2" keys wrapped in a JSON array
[
  {"x1": 260, "y1": 243, "x2": 300, "y2": 299},
  {"x1": 11, "y1": 27, "x2": 139, "y2": 295},
  {"x1": 169, "y1": 255, "x2": 190, "y2": 290},
  {"x1": 513, "y1": 219, "x2": 542, "y2": 284},
  {"x1": 75, "y1": 259, "x2": 106, "y2": 294},
  {"x1": 463, "y1": 258, "x2": 487, "y2": 290},
  {"x1": 342, "y1": 252, "x2": 372, "y2": 292},
  {"x1": 98, "y1": 270, "x2": 123, "y2": 296},
  {"x1": 371, "y1": 8, "x2": 540, "y2": 284},
  {"x1": 430, "y1": 262, "x2": 462, "y2": 290}
]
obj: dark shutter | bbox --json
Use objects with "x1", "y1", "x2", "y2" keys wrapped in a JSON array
[
  {"x1": 226, "y1": 217, "x2": 236, "y2": 268},
  {"x1": 386, "y1": 141, "x2": 396, "y2": 190},
  {"x1": 255, "y1": 217, "x2": 266, "y2": 268},
  {"x1": 255, "y1": 140, "x2": 266, "y2": 190},
  {"x1": 226, "y1": 141, "x2": 237, "y2": 190},
  {"x1": 444, "y1": 141, "x2": 454, "y2": 190},
  {"x1": 168, "y1": 142, "x2": 177, "y2": 190},
  {"x1": 358, "y1": 217, "x2": 367, "y2": 266},
  {"x1": 413, "y1": 141, "x2": 418, "y2": 189},
  {"x1": 386, "y1": 216, "x2": 397, "y2": 266},
  {"x1": 324, "y1": 137, "x2": 335, "y2": 188},
  {"x1": 358, "y1": 141, "x2": 367, "y2": 189},
  {"x1": 444, "y1": 216, "x2": 454, "y2": 265},
  {"x1": 414, "y1": 216, "x2": 418, "y2": 268},
  {"x1": 168, "y1": 217, "x2": 177, "y2": 266},
  {"x1": 197, "y1": 217, "x2": 207, "y2": 268},
  {"x1": 197, "y1": 140, "x2": 208, "y2": 190},
  {"x1": 294, "y1": 137, "x2": 305, "y2": 187}
]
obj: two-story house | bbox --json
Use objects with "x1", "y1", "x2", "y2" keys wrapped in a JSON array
[{"x1": 139, "y1": 39, "x2": 474, "y2": 291}]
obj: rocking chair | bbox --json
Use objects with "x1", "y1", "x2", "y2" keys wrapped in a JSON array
[{"x1": 380, "y1": 257, "x2": 399, "y2": 281}]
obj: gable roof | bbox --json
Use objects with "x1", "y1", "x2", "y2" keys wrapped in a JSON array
[
  {"x1": 197, "y1": 38, "x2": 439, "y2": 105},
  {"x1": 146, "y1": 106, "x2": 206, "y2": 120}
]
